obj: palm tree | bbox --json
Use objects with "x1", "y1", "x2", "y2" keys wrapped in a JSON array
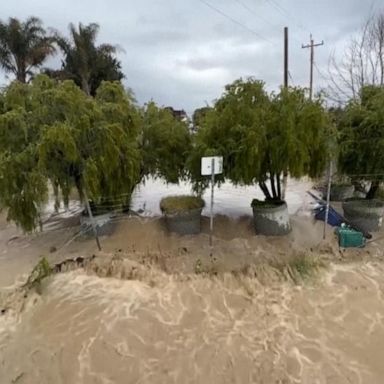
[
  {"x1": 56, "y1": 23, "x2": 124, "y2": 96},
  {"x1": 0, "y1": 17, "x2": 55, "y2": 82}
]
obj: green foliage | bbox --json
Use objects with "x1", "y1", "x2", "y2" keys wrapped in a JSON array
[
  {"x1": 0, "y1": 17, "x2": 55, "y2": 82},
  {"x1": 192, "y1": 106, "x2": 211, "y2": 130},
  {"x1": 160, "y1": 195, "x2": 204, "y2": 214},
  {"x1": 338, "y1": 85, "x2": 384, "y2": 198},
  {"x1": 188, "y1": 78, "x2": 330, "y2": 199},
  {"x1": 141, "y1": 102, "x2": 192, "y2": 184},
  {"x1": 54, "y1": 23, "x2": 124, "y2": 96},
  {"x1": 0, "y1": 75, "x2": 141, "y2": 230}
]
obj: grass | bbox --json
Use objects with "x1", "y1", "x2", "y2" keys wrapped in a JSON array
[
  {"x1": 24, "y1": 257, "x2": 51, "y2": 293},
  {"x1": 270, "y1": 252, "x2": 325, "y2": 284},
  {"x1": 160, "y1": 195, "x2": 204, "y2": 214}
]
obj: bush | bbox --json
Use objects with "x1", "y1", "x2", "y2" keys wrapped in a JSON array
[{"x1": 160, "y1": 195, "x2": 204, "y2": 214}]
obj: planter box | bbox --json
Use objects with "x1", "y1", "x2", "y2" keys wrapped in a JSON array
[
  {"x1": 251, "y1": 200, "x2": 291, "y2": 236},
  {"x1": 163, "y1": 207, "x2": 203, "y2": 235},
  {"x1": 342, "y1": 199, "x2": 384, "y2": 232},
  {"x1": 329, "y1": 184, "x2": 355, "y2": 201}
]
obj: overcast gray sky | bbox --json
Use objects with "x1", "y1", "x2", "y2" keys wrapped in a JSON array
[{"x1": 0, "y1": 0, "x2": 382, "y2": 114}]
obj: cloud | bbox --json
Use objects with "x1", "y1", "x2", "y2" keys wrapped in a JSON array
[{"x1": 0, "y1": 0, "x2": 380, "y2": 112}]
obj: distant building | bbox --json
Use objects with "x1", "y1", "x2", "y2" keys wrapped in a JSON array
[{"x1": 164, "y1": 106, "x2": 188, "y2": 121}]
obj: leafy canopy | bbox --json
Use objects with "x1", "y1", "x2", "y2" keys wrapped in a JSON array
[
  {"x1": 54, "y1": 23, "x2": 124, "y2": 96},
  {"x1": 141, "y1": 101, "x2": 192, "y2": 184},
  {"x1": 0, "y1": 75, "x2": 141, "y2": 231},
  {"x1": 0, "y1": 16, "x2": 55, "y2": 82},
  {"x1": 338, "y1": 85, "x2": 384, "y2": 198},
  {"x1": 188, "y1": 78, "x2": 330, "y2": 200}
]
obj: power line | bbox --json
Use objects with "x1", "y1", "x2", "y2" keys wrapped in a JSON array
[
  {"x1": 198, "y1": 0, "x2": 274, "y2": 44},
  {"x1": 314, "y1": 61, "x2": 328, "y2": 82},
  {"x1": 233, "y1": 0, "x2": 279, "y2": 30},
  {"x1": 232, "y1": 0, "x2": 302, "y2": 46},
  {"x1": 264, "y1": 0, "x2": 310, "y2": 34},
  {"x1": 288, "y1": 71, "x2": 295, "y2": 86}
]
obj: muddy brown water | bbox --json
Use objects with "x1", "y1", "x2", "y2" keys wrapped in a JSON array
[
  {"x1": 2, "y1": 177, "x2": 384, "y2": 383},
  {"x1": 2, "y1": 258, "x2": 384, "y2": 384}
]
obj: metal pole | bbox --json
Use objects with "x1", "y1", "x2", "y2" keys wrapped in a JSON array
[
  {"x1": 282, "y1": 26, "x2": 289, "y2": 199},
  {"x1": 83, "y1": 189, "x2": 102, "y2": 251},
  {"x1": 209, "y1": 158, "x2": 215, "y2": 248},
  {"x1": 323, "y1": 161, "x2": 332, "y2": 240}
]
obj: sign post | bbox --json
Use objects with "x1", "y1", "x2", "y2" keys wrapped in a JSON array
[{"x1": 201, "y1": 156, "x2": 223, "y2": 251}]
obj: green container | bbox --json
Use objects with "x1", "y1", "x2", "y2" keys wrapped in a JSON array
[{"x1": 337, "y1": 227, "x2": 365, "y2": 248}]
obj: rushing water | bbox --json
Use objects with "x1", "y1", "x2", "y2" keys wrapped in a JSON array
[
  {"x1": 2, "y1": 258, "x2": 384, "y2": 384},
  {"x1": 2, "y1": 178, "x2": 384, "y2": 383}
]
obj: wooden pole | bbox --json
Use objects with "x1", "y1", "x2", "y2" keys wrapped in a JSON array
[
  {"x1": 302, "y1": 35, "x2": 324, "y2": 100},
  {"x1": 284, "y1": 26, "x2": 288, "y2": 88}
]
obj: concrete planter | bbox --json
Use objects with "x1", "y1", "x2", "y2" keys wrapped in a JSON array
[
  {"x1": 163, "y1": 208, "x2": 203, "y2": 235},
  {"x1": 342, "y1": 199, "x2": 384, "y2": 232},
  {"x1": 160, "y1": 195, "x2": 204, "y2": 235},
  {"x1": 330, "y1": 184, "x2": 355, "y2": 201},
  {"x1": 251, "y1": 200, "x2": 291, "y2": 236}
]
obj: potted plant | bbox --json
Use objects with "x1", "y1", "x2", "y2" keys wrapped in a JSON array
[
  {"x1": 160, "y1": 195, "x2": 204, "y2": 235},
  {"x1": 140, "y1": 102, "x2": 200, "y2": 234},
  {"x1": 338, "y1": 86, "x2": 384, "y2": 231},
  {"x1": 188, "y1": 78, "x2": 330, "y2": 235}
]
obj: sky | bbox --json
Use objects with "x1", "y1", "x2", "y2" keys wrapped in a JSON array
[{"x1": 0, "y1": 0, "x2": 382, "y2": 114}]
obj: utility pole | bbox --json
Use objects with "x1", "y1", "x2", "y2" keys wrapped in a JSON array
[
  {"x1": 302, "y1": 34, "x2": 324, "y2": 99},
  {"x1": 284, "y1": 27, "x2": 288, "y2": 88}
]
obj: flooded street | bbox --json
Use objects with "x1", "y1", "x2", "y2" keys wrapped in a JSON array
[{"x1": 1, "y1": 178, "x2": 384, "y2": 383}]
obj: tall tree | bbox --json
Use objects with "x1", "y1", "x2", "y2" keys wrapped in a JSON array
[
  {"x1": 328, "y1": 12, "x2": 384, "y2": 103},
  {"x1": 141, "y1": 102, "x2": 192, "y2": 184},
  {"x1": 188, "y1": 78, "x2": 330, "y2": 200},
  {"x1": 56, "y1": 23, "x2": 124, "y2": 96},
  {"x1": 338, "y1": 85, "x2": 384, "y2": 199},
  {"x1": 0, "y1": 17, "x2": 55, "y2": 83},
  {"x1": 0, "y1": 75, "x2": 141, "y2": 231}
]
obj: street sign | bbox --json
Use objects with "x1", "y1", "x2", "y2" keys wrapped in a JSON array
[{"x1": 201, "y1": 156, "x2": 223, "y2": 176}]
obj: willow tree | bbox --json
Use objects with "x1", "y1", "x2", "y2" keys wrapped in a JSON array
[
  {"x1": 0, "y1": 78, "x2": 50, "y2": 230},
  {"x1": 338, "y1": 85, "x2": 384, "y2": 199},
  {"x1": 0, "y1": 75, "x2": 141, "y2": 231},
  {"x1": 188, "y1": 78, "x2": 330, "y2": 200},
  {"x1": 141, "y1": 102, "x2": 191, "y2": 184}
]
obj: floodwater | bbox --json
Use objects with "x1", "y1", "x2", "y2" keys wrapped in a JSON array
[
  {"x1": 131, "y1": 177, "x2": 314, "y2": 217},
  {"x1": 2, "y1": 258, "x2": 384, "y2": 383},
  {"x1": 1, "y1": 177, "x2": 384, "y2": 383}
]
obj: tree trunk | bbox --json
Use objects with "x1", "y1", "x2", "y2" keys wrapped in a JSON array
[
  {"x1": 259, "y1": 181, "x2": 272, "y2": 200},
  {"x1": 276, "y1": 173, "x2": 282, "y2": 200},
  {"x1": 366, "y1": 180, "x2": 380, "y2": 199},
  {"x1": 270, "y1": 174, "x2": 278, "y2": 199}
]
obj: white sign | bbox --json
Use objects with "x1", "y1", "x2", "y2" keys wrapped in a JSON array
[{"x1": 201, "y1": 156, "x2": 223, "y2": 176}]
